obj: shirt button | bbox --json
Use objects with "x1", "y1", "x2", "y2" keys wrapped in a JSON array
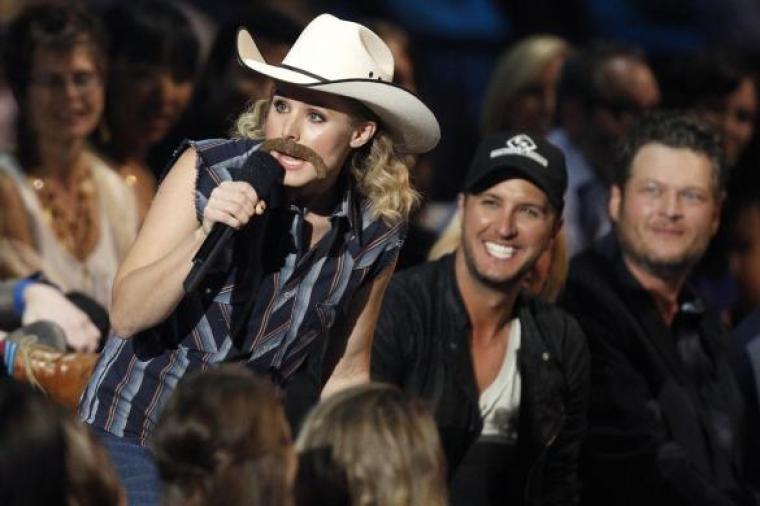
[{"x1": 542, "y1": 352, "x2": 550, "y2": 361}]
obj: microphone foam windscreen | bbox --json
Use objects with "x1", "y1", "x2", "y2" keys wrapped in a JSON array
[{"x1": 237, "y1": 150, "x2": 284, "y2": 201}]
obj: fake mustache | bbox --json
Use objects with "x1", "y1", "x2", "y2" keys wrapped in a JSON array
[{"x1": 259, "y1": 138, "x2": 329, "y2": 179}]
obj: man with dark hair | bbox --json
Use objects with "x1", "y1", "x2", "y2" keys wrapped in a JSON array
[
  {"x1": 372, "y1": 131, "x2": 589, "y2": 506},
  {"x1": 549, "y1": 43, "x2": 660, "y2": 256},
  {"x1": 561, "y1": 111, "x2": 759, "y2": 505}
]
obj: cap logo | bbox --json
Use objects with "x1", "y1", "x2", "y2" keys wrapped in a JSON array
[{"x1": 490, "y1": 134, "x2": 548, "y2": 167}]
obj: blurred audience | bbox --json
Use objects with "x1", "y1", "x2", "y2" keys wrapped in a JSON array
[
  {"x1": 153, "y1": 365, "x2": 295, "y2": 506},
  {"x1": 296, "y1": 383, "x2": 447, "y2": 506},
  {"x1": 0, "y1": 4, "x2": 137, "y2": 314},
  {"x1": 663, "y1": 52, "x2": 757, "y2": 169},
  {"x1": 481, "y1": 35, "x2": 572, "y2": 137},
  {"x1": 0, "y1": 379, "x2": 125, "y2": 506},
  {"x1": 726, "y1": 182, "x2": 760, "y2": 323},
  {"x1": 561, "y1": 112, "x2": 759, "y2": 505},
  {"x1": 184, "y1": 6, "x2": 301, "y2": 140},
  {"x1": 95, "y1": 0, "x2": 200, "y2": 221},
  {"x1": 549, "y1": 43, "x2": 660, "y2": 257},
  {"x1": 0, "y1": 277, "x2": 100, "y2": 351}
]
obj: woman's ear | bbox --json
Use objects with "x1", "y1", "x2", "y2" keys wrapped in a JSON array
[{"x1": 349, "y1": 121, "x2": 377, "y2": 148}]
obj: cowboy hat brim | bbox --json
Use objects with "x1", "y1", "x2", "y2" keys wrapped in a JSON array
[{"x1": 237, "y1": 28, "x2": 440, "y2": 154}]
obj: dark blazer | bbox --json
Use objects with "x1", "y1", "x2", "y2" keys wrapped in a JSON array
[{"x1": 562, "y1": 235, "x2": 758, "y2": 506}]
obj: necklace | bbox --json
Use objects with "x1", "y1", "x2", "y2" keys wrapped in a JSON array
[{"x1": 29, "y1": 161, "x2": 98, "y2": 261}]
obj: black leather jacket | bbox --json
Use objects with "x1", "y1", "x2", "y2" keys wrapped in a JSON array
[{"x1": 372, "y1": 254, "x2": 589, "y2": 505}]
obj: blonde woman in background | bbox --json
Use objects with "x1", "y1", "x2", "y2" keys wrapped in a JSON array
[
  {"x1": 481, "y1": 35, "x2": 571, "y2": 137},
  {"x1": 296, "y1": 383, "x2": 447, "y2": 506}
]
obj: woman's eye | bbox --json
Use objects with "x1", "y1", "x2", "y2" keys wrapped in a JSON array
[
  {"x1": 308, "y1": 112, "x2": 325, "y2": 123},
  {"x1": 273, "y1": 100, "x2": 287, "y2": 113}
]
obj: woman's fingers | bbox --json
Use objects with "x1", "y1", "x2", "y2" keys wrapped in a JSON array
[{"x1": 202, "y1": 182, "x2": 261, "y2": 234}]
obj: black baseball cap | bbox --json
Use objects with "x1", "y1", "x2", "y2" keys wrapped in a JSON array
[{"x1": 463, "y1": 132, "x2": 568, "y2": 212}]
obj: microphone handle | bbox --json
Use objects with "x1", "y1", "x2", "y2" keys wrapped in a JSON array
[{"x1": 183, "y1": 225, "x2": 235, "y2": 294}]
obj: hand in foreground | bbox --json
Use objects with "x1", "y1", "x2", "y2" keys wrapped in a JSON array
[{"x1": 22, "y1": 283, "x2": 100, "y2": 353}]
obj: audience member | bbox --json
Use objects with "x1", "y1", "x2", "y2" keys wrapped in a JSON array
[
  {"x1": 549, "y1": 43, "x2": 660, "y2": 256},
  {"x1": 96, "y1": 0, "x2": 201, "y2": 221},
  {"x1": 372, "y1": 132, "x2": 588, "y2": 505},
  {"x1": 0, "y1": 276, "x2": 99, "y2": 351},
  {"x1": 0, "y1": 4, "x2": 138, "y2": 313},
  {"x1": 184, "y1": 6, "x2": 301, "y2": 140},
  {"x1": 481, "y1": 35, "x2": 571, "y2": 137},
  {"x1": 661, "y1": 52, "x2": 759, "y2": 321},
  {"x1": 726, "y1": 183, "x2": 760, "y2": 322},
  {"x1": 153, "y1": 364, "x2": 295, "y2": 506},
  {"x1": 79, "y1": 14, "x2": 438, "y2": 506},
  {"x1": 663, "y1": 52, "x2": 757, "y2": 168},
  {"x1": 0, "y1": 380, "x2": 125, "y2": 506},
  {"x1": 427, "y1": 210, "x2": 569, "y2": 302},
  {"x1": 561, "y1": 111, "x2": 759, "y2": 505},
  {"x1": 296, "y1": 382, "x2": 447, "y2": 506}
]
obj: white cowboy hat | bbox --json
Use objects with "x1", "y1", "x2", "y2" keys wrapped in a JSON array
[{"x1": 237, "y1": 13, "x2": 440, "y2": 154}]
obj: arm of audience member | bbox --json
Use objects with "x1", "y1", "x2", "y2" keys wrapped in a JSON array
[
  {"x1": 541, "y1": 315, "x2": 589, "y2": 506},
  {"x1": 110, "y1": 148, "x2": 265, "y2": 338},
  {"x1": 579, "y1": 314, "x2": 742, "y2": 506},
  {"x1": 321, "y1": 261, "x2": 396, "y2": 398},
  {"x1": 370, "y1": 276, "x2": 412, "y2": 386},
  {"x1": 22, "y1": 282, "x2": 100, "y2": 352}
]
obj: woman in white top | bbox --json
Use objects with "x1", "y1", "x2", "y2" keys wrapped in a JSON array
[{"x1": 0, "y1": 4, "x2": 138, "y2": 350}]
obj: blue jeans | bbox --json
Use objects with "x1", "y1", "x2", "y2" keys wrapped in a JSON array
[{"x1": 96, "y1": 429, "x2": 161, "y2": 506}]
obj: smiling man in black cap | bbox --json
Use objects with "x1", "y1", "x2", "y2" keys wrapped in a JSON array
[{"x1": 371, "y1": 132, "x2": 589, "y2": 506}]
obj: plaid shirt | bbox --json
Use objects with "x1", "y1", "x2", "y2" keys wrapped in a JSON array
[{"x1": 79, "y1": 138, "x2": 404, "y2": 445}]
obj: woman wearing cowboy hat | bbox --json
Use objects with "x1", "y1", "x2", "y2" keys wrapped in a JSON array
[{"x1": 78, "y1": 13, "x2": 439, "y2": 506}]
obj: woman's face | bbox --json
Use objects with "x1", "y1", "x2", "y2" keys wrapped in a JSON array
[
  {"x1": 26, "y1": 44, "x2": 104, "y2": 145},
  {"x1": 108, "y1": 61, "x2": 194, "y2": 150},
  {"x1": 507, "y1": 53, "x2": 566, "y2": 137},
  {"x1": 264, "y1": 84, "x2": 375, "y2": 201}
]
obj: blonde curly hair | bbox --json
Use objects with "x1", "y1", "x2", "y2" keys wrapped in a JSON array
[{"x1": 234, "y1": 99, "x2": 419, "y2": 224}]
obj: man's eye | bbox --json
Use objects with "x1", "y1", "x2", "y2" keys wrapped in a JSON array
[
  {"x1": 643, "y1": 184, "x2": 662, "y2": 197},
  {"x1": 681, "y1": 190, "x2": 705, "y2": 203},
  {"x1": 520, "y1": 206, "x2": 541, "y2": 218}
]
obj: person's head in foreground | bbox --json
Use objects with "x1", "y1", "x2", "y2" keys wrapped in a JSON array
[
  {"x1": 457, "y1": 132, "x2": 567, "y2": 294},
  {"x1": 296, "y1": 383, "x2": 447, "y2": 506},
  {"x1": 234, "y1": 13, "x2": 440, "y2": 221},
  {"x1": 153, "y1": 365, "x2": 295, "y2": 506},
  {"x1": 0, "y1": 380, "x2": 124, "y2": 506},
  {"x1": 611, "y1": 111, "x2": 724, "y2": 281}
]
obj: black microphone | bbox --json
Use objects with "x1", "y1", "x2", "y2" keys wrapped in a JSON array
[{"x1": 183, "y1": 151, "x2": 283, "y2": 294}]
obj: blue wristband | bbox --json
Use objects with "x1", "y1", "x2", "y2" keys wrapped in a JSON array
[
  {"x1": 4, "y1": 340, "x2": 17, "y2": 376},
  {"x1": 12, "y1": 277, "x2": 36, "y2": 316}
]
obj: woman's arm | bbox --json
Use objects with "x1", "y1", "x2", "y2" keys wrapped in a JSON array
[
  {"x1": 320, "y1": 261, "x2": 396, "y2": 398},
  {"x1": 110, "y1": 148, "x2": 264, "y2": 337}
]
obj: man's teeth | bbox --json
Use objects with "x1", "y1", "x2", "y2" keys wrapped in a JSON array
[{"x1": 485, "y1": 242, "x2": 515, "y2": 259}]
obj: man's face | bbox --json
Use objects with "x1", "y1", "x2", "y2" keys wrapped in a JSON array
[
  {"x1": 458, "y1": 177, "x2": 559, "y2": 291},
  {"x1": 610, "y1": 143, "x2": 720, "y2": 278},
  {"x1": 264, "y1": 84, "x2": 375, "y2": 198}
]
